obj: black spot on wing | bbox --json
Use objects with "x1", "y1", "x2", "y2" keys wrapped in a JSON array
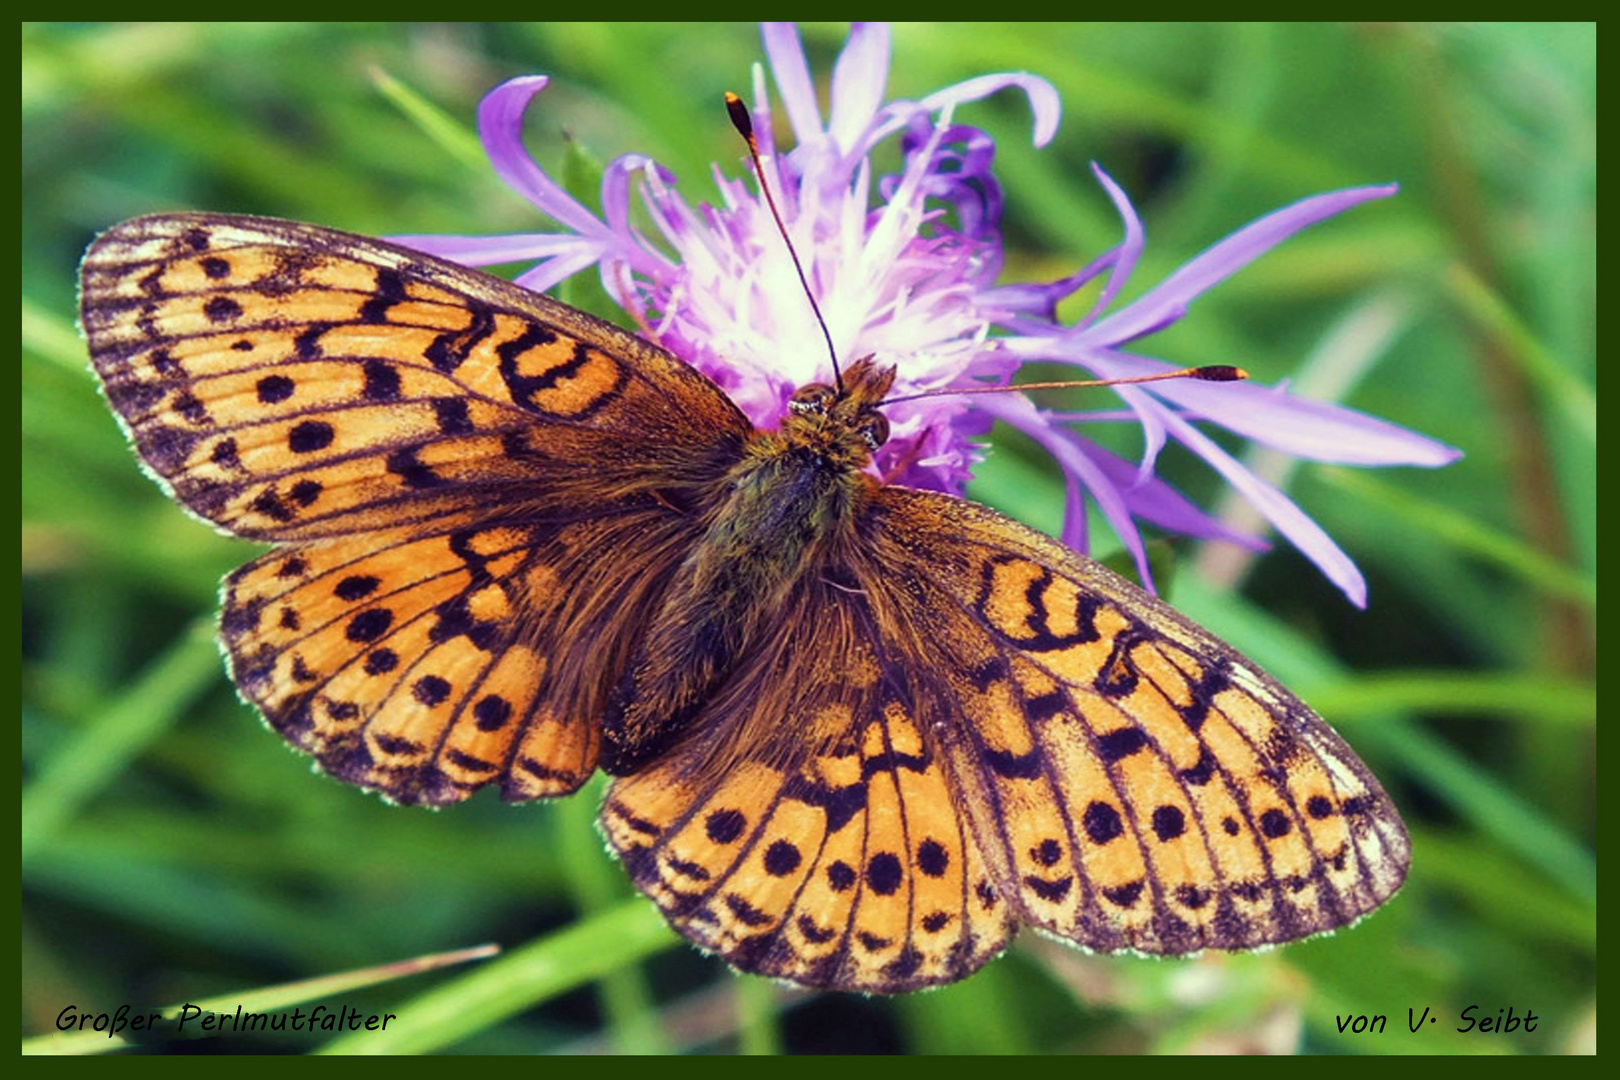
[
  {"x1": 1024, "y1": 875, "x2": 1073, "y2": 902},
  {"x1": 357, "y1": 268, "x2": 407, "y2": 323},
  {"x1": 1096, "y1": 727, "x2": 1149, "y2": 762},
  {"x1": 361, "y1": 359, "x2": 401, "y2": 401},
  {"x1": 426, "y1": 305, "x2": 496, "y2": 373}
]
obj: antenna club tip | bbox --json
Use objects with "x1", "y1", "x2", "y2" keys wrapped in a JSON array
[
  {"x1": 724, "y1": 92, "x2": 753, "y2": 138},
  {"x1": 1194, "y1": 364, "x2": 1248, "y2": 382}
]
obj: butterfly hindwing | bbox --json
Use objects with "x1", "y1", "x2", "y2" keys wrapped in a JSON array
[
  {"x1": 600, "y1": 577, "x2": 1016, "y2": 993},
  {"x1": 222, "y1": 509, "x2": 698, "y2": 804},
  {"x1": 867, "y1": 487, "x2": 1411, "y2": 953}
]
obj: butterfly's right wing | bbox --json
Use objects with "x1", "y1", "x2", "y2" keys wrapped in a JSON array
[
  {"x1": 80, "y1": 214, "x2": 754, "y2": 804},
  {"x1": 866, "y1": 487, "x2": 1411, "y2": 955},
  {"x1": 600, "y1": 483, "x2": 1404, "y2": 989}
]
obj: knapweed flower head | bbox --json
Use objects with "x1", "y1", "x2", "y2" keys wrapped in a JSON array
[{"x1": 396, "y1": 23, "x2": 1459, "y2": 607}]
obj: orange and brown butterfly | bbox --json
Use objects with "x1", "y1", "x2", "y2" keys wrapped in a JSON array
[{"x1": 78, "y1": 211, "x2": 1409, "y2": 993}]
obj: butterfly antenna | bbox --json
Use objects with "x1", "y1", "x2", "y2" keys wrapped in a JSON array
[
  {"x1": 880, "y1": 364, "x2": 1250, "y2": 406},
  {"x1": 726, "y1": 92, "x2": 844, "y2": 393}
]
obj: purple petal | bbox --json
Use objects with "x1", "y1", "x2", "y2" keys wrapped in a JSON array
[
  {"x1": 1154, "y1": 406, "x2": 1369, "y2": 606},
  {"x1": 747, "y1": 63, "x2": 779, "y2": 159},
  {"x1": 1116, "y1": 383, "x2": 1168, "y2": 481},
  {"x1": 1076, "y1": 164, "x2": 1144, "y2": 331},
  {"x1": 1041, "y1": 346, "x2": 1463, "y2": 468},
  {"x1": 511, "y1": 248, "x2": 611, "y2": 295},
  {"x1": 917, "y1": 73, "x2": 1062, "y2": 147},
  {"x1": 829, "y1": 23, "x2": 890, "y2": 149},
  {"x1": 1072, "y1": 433, "x2": 1268, "y2": 549},
  {"x1": 600, "y1": 154, "x2": 657, "y2": 237},
  {"x1": 1084, "y1": 183, "x2": 1400, "y2": 347},
  {"x1": 858, "y1": 72, "x2": 1061, "y2": 163},
  {"x1": 972, "y1": 392, "x2": 1157, "y2": 590},
  {"x1": 636, "y1": 166, "x2": 710, "y2": 260},
  {"x1": 981, "y1": 247, "x2": 1117, "y2": 320},
  {"x1": 1144, "y1": 374, "x2": 1464, "y2": 466},
  {"x1": 761, "y1": 23, "x2": 823, "y2": 144},
  {"x1": 385, "y1": 232, "x2": 593, "y2": 265},
  {"x1": 477, "y1": 77, "x2": 605, "y2": 238},
  {"x1": 1061, "y1": 469, "x2": 1088, "y2": 551}
]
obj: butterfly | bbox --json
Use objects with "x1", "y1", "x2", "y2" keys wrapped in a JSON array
[{"x1": 79, "y1": 212, "x2": 1409, "y2": 993}]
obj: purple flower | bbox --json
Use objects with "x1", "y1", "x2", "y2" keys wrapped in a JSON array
[{"x1": 393, "y1": 23, "x2": 1459, "y2": 607}]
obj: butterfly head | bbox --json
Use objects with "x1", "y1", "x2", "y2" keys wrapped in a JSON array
[{"x1": 784, "y1": 356, "x2": 896, "y2": 466}]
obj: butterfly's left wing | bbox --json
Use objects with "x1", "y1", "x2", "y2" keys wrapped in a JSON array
[
  {"x1": 600, "y1": 571, "x2": 1018, "y2": 994},
  {"x1": 79, "y1": 214, "x2": 749, "y2": 544},
  {"x1": 79, "y1": 214, "x2": 755, "y2": 805}
]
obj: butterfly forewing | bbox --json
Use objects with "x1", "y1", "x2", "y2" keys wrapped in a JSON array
[
  {"x1": 79, "y1": 214, "x2": 749, "y2": 542},
  {"x1": 867, "y1": 488, "x2": 1410, "y2": 953}
]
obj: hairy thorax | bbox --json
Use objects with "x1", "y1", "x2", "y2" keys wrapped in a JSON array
[{"x1": 600, "y1": 360, "x2": 896, "y2": 773}]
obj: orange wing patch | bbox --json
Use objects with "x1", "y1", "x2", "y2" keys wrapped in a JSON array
[
  {"x1": 222, "y1": 522, "x2": 596, "y2": 804},
  {"x1": 601, "y1": 623, "x2": 1016, "y2": 993}
]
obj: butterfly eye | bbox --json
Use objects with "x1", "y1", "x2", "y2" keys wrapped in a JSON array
[
  {"x1": 861, "y1": 411, "x2": 890, "y2": 451},
  {"x1": 789, "y1": 384, "x2": 835, "y2": 416}
]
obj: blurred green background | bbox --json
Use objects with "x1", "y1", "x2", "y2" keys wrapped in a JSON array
[{"x1": 22, "y1": 23, "x2": 1593, "y2": 1054}]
